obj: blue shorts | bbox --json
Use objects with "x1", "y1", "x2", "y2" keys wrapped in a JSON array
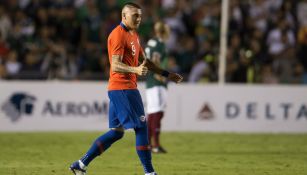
[{"x1": 108, "y1": 89, "x2": 146, "y2": 129}]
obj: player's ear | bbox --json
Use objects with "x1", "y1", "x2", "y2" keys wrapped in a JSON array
[{"x1": 123, "y1": 13, "x2": 126, "y2": 19}]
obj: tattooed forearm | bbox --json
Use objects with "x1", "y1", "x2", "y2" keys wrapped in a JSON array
[{"x1": 111, "y1": 55, "x2": 138, "y2": 74}]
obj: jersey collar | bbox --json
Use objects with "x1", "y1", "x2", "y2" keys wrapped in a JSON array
[{"x1": 120, "y1": 22, "x2": 129, "y2": 31}]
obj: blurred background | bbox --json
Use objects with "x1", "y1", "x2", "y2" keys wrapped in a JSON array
[
  {"x1": 0, "y1": 2, "x2": 306, "y2": 174},
  {"x1": 0, "y1": 0, "x2": 306, "y2": 84}
]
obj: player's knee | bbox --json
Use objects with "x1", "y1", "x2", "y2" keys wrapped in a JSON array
[
  {"x1": 111, "y1": 127, "x2": 124, "y2": 132},
  {"x1": 116, "y1": 131, "x2": 124, "y2": 140},
  {"x1": 110, "y1": 129, "x2": 124, "y2": 141},
  {"x1": 135, "y1": 126, "x2": 148, "y2": 135}
]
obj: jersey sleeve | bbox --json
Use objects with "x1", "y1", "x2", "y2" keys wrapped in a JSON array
[{"x1": 109, "y1": 29, "x2": 125, "y2": 56}]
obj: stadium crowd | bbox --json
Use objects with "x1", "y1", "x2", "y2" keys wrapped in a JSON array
[{"x1": 0, "y1": 0, "x2": 306, "y2": 84}]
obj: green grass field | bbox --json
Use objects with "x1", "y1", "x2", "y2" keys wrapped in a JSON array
[{"x1": 0, "y1": 132, "x2": 306, "y2": 175}]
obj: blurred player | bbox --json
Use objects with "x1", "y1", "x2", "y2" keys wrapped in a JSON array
[
  {"x1": 145, "y1": 22, "x2": 171, "y2": 153},
  {"x1": 69, "y1": 2, "x2": 183, "y2": 175}
]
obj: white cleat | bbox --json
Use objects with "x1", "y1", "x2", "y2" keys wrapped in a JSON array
[
  {"x1": 69, "y1": 160, "x2": 87, "y2": 175},
  {"x1": 145, "y1": 172, "x2": 158, "y2": 175}
]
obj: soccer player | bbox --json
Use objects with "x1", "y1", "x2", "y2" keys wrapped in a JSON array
[
  {"x1": 69, "y1": 2, "x2": 183, "y2": 175},
  {"x1": 145, "y1": 22, "x2": 170, "y2": 153}
]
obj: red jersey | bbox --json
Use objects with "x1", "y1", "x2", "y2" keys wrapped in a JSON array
[{"x1": 107, "y1": 24, "x2": 143, "y2": 90}]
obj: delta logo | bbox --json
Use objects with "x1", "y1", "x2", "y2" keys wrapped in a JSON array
[
  {"x1": 1, "y1": 92, "x2": 36, "y2": 122},
  {"x1": 198, "y1": 103, "x2": 215, "y2": 120}
]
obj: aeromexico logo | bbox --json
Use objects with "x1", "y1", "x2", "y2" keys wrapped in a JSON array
[
  {"x1": 1, "y1": 93, "x2": 36, "y2": 122},
  {"x1": 1, "y1": 92, "x2": 108, "y2": 123}
]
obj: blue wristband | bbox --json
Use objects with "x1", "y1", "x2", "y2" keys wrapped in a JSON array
[{"x1": 161, "y1": 70, "x2": 170, "y2": 77}]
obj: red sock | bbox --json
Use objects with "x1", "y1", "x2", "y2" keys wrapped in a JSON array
[
  {"x1": 147, "y1": 114, "x2": 154, "y2": 146},
  {"x1": 149, "y1": 112, "x2": 163, "y2": 147}
]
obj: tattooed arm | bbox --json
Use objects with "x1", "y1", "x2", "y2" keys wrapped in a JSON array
[{"x1": 111, "y1": 55, "x2": 148, "y2": 76}]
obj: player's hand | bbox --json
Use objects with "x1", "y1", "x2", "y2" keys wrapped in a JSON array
[
  {"x1": 168, "y1": 72, "x2": 183, "y2": 83},
  {"x1": 136, "y1": 60, "x2": 148, "y2": 76}
]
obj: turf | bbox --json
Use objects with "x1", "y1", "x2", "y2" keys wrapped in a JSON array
[{"x1": 0, "y1": 132, "x2": 306, "y2": 175}]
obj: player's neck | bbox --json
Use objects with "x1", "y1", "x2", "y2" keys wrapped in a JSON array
[
  {"x1": 120, "y1": 22, "x2": 136, "y2": 35},
  {"x1": 120, "y1": 21, "x2": 130, "y2": 31}
]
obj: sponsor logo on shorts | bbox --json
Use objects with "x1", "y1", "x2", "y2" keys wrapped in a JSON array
[{"x1": 139, "y1": 115, "x2": 146, "y2": 122}]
